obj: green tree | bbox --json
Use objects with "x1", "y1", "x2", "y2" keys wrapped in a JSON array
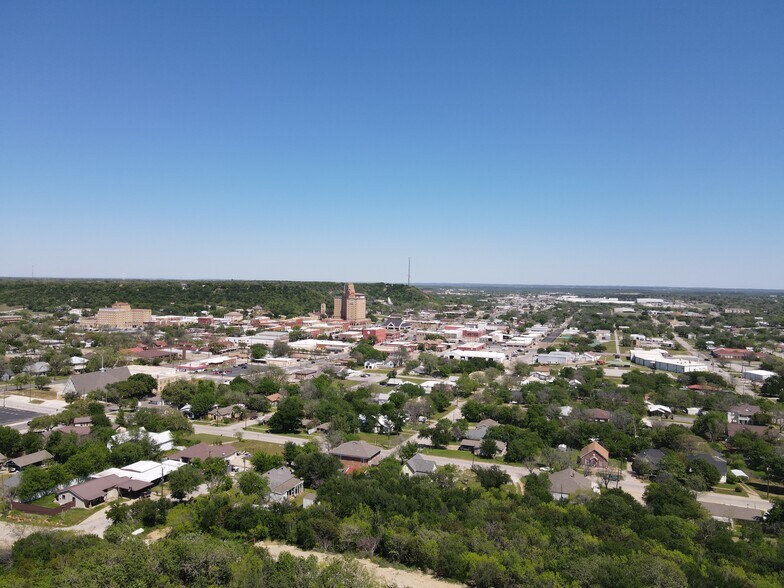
[
  {"x1": 250, "y1": 344, "x2": 268, "y2": 360},
  {"x1": 250, "y1": 451, "x2": 284, "y2": 473},
  {"x1": 479, "y1": 437, "x2": 498, "y2": 459},
  {"x1": 34, "y1": 375, "x2": 51, "y2": 389},
  {"x1": 237, "y1": 471, "x2": 270, "y2": 498},
  {"x1": 523, "y1": 472, "x2": 553, "y2": 503},
  {"x1": 293, "y1": 452, "x2": 342, "y2": 488},
  {"x1": 472, "y1": 465, "x2": 511, "y2": 489},
  {"x1": 191, "y1": 390, "x2": 216, "y2": 419},
  {"x1": 168, "y1": 464, "x2": 203, "y2": 501},
  {"x1": 420, "y1": 419, "x2": 452, "y2": 448},
  {"x1": 268, "y1": 396, "x2": 304, "y2": 433},
  {"x1": 271, "y1": 341, "x2": 291, "y2": 358},
  {"x1": 398, "y1": 441, "x2": 419, "y2": 463},
  {"x1": 643, "y1": 480, "x2": 704, "y2": 519},
  {"x1": 692, "y1": 411, "x2": 727, "y2": 442},
  {"x1": 761, "y1": 375, "x2": 784, "y2": 400}
]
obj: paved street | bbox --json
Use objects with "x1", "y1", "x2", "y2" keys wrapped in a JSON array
[{"x1": 0, "y1": 406, "x2": 46, "y2": 427}]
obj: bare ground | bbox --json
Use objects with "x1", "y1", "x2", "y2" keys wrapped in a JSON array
[{"x1": 258, "y1": 541, "x2": 465, "y2": 588}]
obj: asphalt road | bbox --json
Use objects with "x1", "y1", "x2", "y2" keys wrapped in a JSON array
[{"x1": 0, "y1": 406, "x2": 45, "y2": 426}]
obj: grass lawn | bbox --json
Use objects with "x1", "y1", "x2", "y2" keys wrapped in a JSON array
[
  {"x1": 349, "y1": 431, "x2": 411, "y2": 449},
  {"x1": 420, "y1": 447, "x2": 506, "y2": 466},
  {"x1": 713, "y1": 483, "x2": 747, "y2": 497},
  {"x1": 182, "y1": 432, "x2": 285, "y2": 455},
  {"x1": 2, "y1": 501, "x2": 111, "y2": 528},
  {"x1": 243, "y1": 425, "x2": 317, "y2": 441}
]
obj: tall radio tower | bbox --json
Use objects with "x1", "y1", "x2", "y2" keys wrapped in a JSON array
[{"x1": 407, "y1": 257, "x2": 411, "y2": 286}]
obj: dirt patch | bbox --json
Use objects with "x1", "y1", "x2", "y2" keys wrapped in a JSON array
[
  {"x1": 145, "y1": 527, "x2": 171, "y2": 543},
  {"x1": 258, "y1": 541, "x2": 464, "y2": 588}
]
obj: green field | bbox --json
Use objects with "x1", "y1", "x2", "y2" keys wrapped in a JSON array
[
  {"x1": 183, "y1": 433, "x2": 285, "y2": 455},
  {"x1": 420, "y1": 447, "x2": 507, "y2": 466}
]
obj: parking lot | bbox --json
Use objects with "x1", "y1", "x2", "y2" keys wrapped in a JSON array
[{"x1": 0, "y1": 406, "x2": 46, "y2": 426}]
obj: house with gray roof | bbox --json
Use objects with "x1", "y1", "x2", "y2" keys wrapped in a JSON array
[
  {"x1": 62, "y1": 367, "x2": 133, "y2": 398},
  {"x1": 548, "y1": 468, "x2": 597, "y2": 500},
  {"x1": 6, "y1": 450, "x2": 54, "y2": 472},
  {"x1": 403, "y1": 453, "x2": 436, "y2": 477},
  {"x1": 263, "y1": 467, "x2": 304, "y2": 502}
]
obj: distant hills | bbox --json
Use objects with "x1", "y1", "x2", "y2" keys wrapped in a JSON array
[{"x1": 0, "y1": 278, "x2": 431, "y2": 317}]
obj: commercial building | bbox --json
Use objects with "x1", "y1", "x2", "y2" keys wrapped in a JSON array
[
  {"x1": 712, "y1": 348, "x2": 757, "y2": 360},
  {"x1": 442, "y1": 349, "x2": 506, "y2": 362},
  {"x1": 333, "y1": 283, "x2": 367, "y2": 323},
  {"x1": 630, "y1": 349, "x2": 708, "y2": 374},
  {"x1": 80, "y1": 302, "x2": 152, "y2": 329},
  {"x1": 744, "y1": 369, "x2": 777, "y2": 383}
]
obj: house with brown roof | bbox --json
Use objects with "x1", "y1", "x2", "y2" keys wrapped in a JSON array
[
  {"x1": 329, "y1": 441, "x2": 381, "y2": 471},
  {"x1": 585, "y1": 408, "x2": 611, "y2": 423},
  {"x1": 6, "y1": 450, "x2": 54, "y2": 472},
  {"x1": 55, "y1": 475, "x2": 153, "y2": 509},
  {"x1": 73, "y1": 416, "x2": 93, "y2": 427},
  {"x1": 579, "y1": 442, "x2": 609, "y2": 470},
  {"x1": 727, "y1": 422, "x2": 776, "y2": 439},
  {"x1": 53, "y1": 425, "x2": 92, "y2": 438},
  {"x1": 168, "y1": 443, "x2": 237, "y2": 463}
]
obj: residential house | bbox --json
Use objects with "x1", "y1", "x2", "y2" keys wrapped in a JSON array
[
  {"x1": 329, "y1": 441, "x2": 382, "y2": 471},
  {"x1": 727, "y1": 423, "x2": 775, "y2": 439},
  {"x1": 585, "y1": 408, "x2": 611, "y2": 423},
  {"x1": 549, "y1": 468, "x2": 596, "y2": 500},
  {"x1": 263, "y1": 467, "x2": 304, "y2": 502},
  {"x1": 169, "y1": 443, "x2": 237, "y2": 464},
  {"x1": 73, "y1": 416, "x2": 93, "y2": 427},
  {"x1": 53, "y1": 425, "x2": 92, "y2": 439},
  {"x1": 579, "y1": 442, "x2": 610, "y2": 470},
  {"x1": 24, "y1": 362, "x2": 51, "y2": 376},
  {"x1": 56, "y1": 474, "x2": 152, "y2": 509},
  {"x1": 6, "y1": 450, "x2": 54, "y2": 472},
  {"x1": 647, "y1": 404, "x2": 673, "y2": 418},
  {"x1": 633, "y1": 448, "x2": 666, "y2": 475},
  {"x1": 208, "y1": 406, "x2": 236, "y2": 421},
  {"x1": 688, "y1": 452, "x2": 728, "y2": 484},
  {"x1": 727, "y1": 404, "x2": 761, "y2": 425},
  {"x1": 402, "y1": 454, "x2": 437, "y2": 477}
]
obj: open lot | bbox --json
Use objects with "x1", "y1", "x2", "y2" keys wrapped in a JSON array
[{"x1": 0, "y1": 406, "x2": 45, "y2": 426}]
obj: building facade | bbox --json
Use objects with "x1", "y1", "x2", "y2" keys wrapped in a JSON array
[
  {"x1": 81, "y1": 302, "x2": 152, "y2": 328},
  {"x1": 333, "y1": 283, "x2": 367, "y2": 323}
]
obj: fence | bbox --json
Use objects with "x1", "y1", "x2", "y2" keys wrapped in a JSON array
[{"x1": 11, "y1": 499, "x2": 75, "y2": 516}]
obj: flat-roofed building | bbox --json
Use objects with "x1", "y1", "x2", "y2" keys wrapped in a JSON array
[{"x1": 81, "y1": 302, "x2": 152, "y2": 328}]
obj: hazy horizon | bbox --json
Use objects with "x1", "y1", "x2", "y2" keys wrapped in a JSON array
[{"x1": 2, "y1": 274, "x2": 782, "y2": 294}]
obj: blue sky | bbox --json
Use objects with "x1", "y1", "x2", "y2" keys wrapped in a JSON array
[{"x1": 1, "y1": 2, "x2": 783, "y2": 288}]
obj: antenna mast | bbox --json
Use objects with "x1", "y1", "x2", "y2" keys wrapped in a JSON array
[{"x1": 407, "y1": 257, "x2": 411, "y2": 286}]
